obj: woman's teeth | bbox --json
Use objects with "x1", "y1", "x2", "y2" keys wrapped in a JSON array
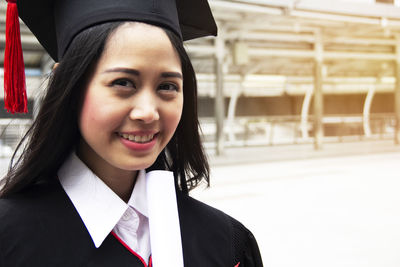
[{"x1": 119, "y1": 133, "x2": 155, "y2": 143}]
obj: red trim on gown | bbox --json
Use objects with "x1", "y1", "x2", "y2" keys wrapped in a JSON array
[{"x1": 111, "y1": 231, "x2": 152, "y2": 267}]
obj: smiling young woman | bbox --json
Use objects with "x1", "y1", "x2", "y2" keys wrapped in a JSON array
[
  {"x1": 77, "y1": 23, "x2": 184, "y2": 201},
  {"x1": 0, "y1": 0, "x2": 263, "y2": 266}
]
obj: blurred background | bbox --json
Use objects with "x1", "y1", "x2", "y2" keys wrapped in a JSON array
[{"x1": 1, "y1": 0, "x2": 400, "y2": 266}]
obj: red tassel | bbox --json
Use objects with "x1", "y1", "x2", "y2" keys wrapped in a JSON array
[{"x1": 4, "y1": 0, "x2": 28, "y2": 114}]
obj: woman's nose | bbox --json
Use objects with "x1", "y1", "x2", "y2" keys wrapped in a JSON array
[{"x1": 129, "y1": 91, "x2": 160, "y2": 123}]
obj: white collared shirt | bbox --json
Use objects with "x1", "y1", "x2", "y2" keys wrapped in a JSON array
[{"x1": 58, "y1": 153, "x2": 151, "y2": 263}]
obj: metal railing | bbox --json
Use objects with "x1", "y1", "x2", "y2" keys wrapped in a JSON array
[
  {"x1": 200, "y1": 113, "x2": 396, "y2": 147},
  {"x1": 0, "y1": 119, "x2": 31, "y2": 158},
  {"x1": 0, "y1": 114, "x2": 395, "y2": 156}
]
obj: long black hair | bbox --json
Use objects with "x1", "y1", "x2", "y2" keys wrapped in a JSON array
[{"x1": 0, "y1": 21, "x2": 209, "y2": 197}]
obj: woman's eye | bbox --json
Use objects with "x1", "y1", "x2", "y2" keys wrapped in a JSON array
[
  {"x1": 158, "y1": 83, "x2": 179, "y2": 92},
  {"x1": 111, "y1": 79, "x2": 135, "y2": 88}
]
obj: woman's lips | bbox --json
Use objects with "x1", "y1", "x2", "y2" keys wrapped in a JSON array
[
  {"x1": 118, "y1": 132, "x2": 158, "y2": 151},
  {"x1": 118, "y1": 132, "x2": 155, "y2": 143}
]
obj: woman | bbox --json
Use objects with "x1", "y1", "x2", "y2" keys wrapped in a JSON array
[{"x1": 0, "y1": 0, "x2": 263, "y2": 266}]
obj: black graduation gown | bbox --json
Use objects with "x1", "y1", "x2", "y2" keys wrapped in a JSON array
[{"x1": 0, "y1": 181, "x2": 263, "y2": 267}]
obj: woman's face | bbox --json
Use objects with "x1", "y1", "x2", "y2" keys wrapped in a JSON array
[{"x1": 78, "y1": 22, "x2": 183, "y2": 178}]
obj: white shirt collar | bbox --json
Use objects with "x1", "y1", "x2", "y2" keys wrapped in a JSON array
[
  {"x1": 128, "y1": 168, "x2": 148, "y2": 217},
  {"x1": 58, "y1": 153, "x2": 184, "y2": 266},
  {"x1": 58, "y1": 153, "x2": 148, "y2": 248}
]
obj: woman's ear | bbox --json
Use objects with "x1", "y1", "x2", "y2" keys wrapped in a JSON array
[{"x1": 53, "y1": 63, "x2": 59, "y2": 70}]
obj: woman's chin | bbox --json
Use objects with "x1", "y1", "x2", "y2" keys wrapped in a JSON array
[{"x1": 121, "y1": 158, "x2": 159, "y2": 172}]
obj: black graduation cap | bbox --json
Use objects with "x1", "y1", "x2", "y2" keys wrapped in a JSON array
[
  {"x1": 4, "y1": 0, "x2": 216, "y2": 114},
  {"x1": 17, "y1": 0, "x2": 218, "y2": 61}
]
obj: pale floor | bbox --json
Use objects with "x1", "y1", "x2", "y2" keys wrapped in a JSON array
[{"x1": 192, "y1": 144, "x2": 400, "y2": 267}]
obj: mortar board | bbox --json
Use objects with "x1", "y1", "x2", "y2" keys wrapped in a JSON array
[
  {"x1": 18, "y1": 0, "x2": 217, "y2": 61},
  {"x1": 4, "y1": 0, "x2": 217, "y2": 113}
]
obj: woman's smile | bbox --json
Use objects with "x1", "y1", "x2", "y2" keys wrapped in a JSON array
[
  {"x1": 117, "y1": 131, "x2": 159, "y2": 151},
  {"x1": 118, "y1": 134, "x2": 158, "y2": 151},
  {"x1": 117, "y1": 132, "x2": 157, "y2": 143}
]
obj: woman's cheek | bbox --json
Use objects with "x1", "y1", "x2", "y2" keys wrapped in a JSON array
[
  {"x1": 80, "y1": 91, "x2": 111, "y2": 134},
  {"x1": 167, "y1": 101, "x2": 183, "y2": 134},
  {"x1": 81, "y1": 89, "x2": 116, "y2": 125}
]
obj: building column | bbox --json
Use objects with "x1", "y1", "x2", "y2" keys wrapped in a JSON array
[
  {"x1": 394, "y1": 36, "x2": 400, "y2": 144},
  {"x1": 214, "y1": 30, "x2": 226, "y2": 155},
  {"x1": 363, "y1": 85, "x2": 375, "y2": 137},
  {"x1": 313, "y1": 30, "x2": 324, "y2": 149},
  {"x1": 300, "y1": 86, "x2": 313, "y2": 139},
  {"x1": 227, "y1": 85, "x2": 240, "y2": 143}
]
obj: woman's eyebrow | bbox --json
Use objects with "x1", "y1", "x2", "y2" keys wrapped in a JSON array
[
  {"x1": 102, "y1": 68, "x2": 182, "y2": 79},
  {"x1": 161, "y1": 72, "x2": 182, "y2": 79},
  {"x1": 102, "y1": 68, "x2": 140, "y2": 75}
]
